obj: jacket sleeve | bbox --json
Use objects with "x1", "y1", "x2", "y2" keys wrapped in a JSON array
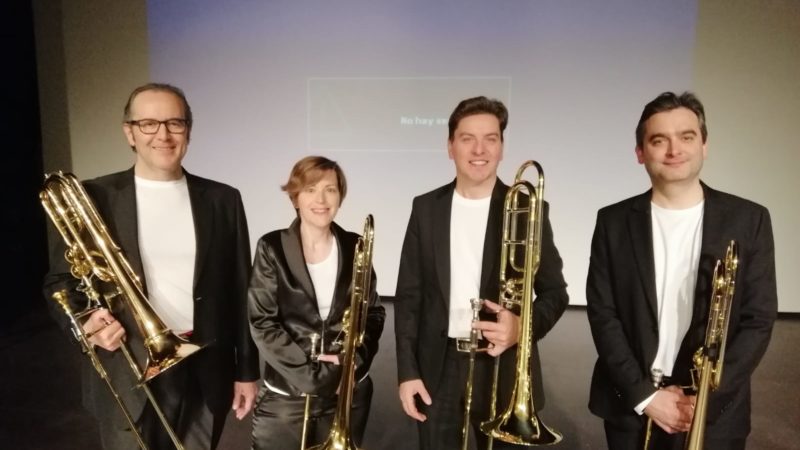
[
  {"x1": 232, "y1": 191, "x2": 260, "y2": 382},
  {"x1": 531, "y1": 202, "x2": 570, "y2": 341},
  {"x1": 248, "y1": 237, "x2": 342, "y2": 396},
  {"x1": 586, "y1": 211, "x2": 656, "y2": 409},
  {"x1": 355, "y1": 268, "x2": 386, "y2": 379},
  {"x1": 41, "y1": 180, "x2": 107, "y2": 338},
  {"x1": 42, "y1": 221, "x2": 88, "y2": 337},
  {"x1": 708, "y1": 206, "x2": 777, "y2": 415},
  {"x1": 394, "y1": 198, "x2": 424, "y2": 383}
]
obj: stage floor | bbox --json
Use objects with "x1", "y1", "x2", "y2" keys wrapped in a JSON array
[{"x1": 2, "y1": 304, "x2": 797, "y2": 450}]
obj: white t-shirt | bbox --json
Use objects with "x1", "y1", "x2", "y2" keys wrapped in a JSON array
[
  {"x1": 135, "y1": 176, "x2": 196, "y2": 333},
  {"x1": 635, "y1": 200, "x2": 704, "y2": 414},
  {"x1": 448, "y1": 192, "x2": 491, "y2": 338},
  {"x1": 307, "y1": 240, "x2": 338, "y2": 320}
]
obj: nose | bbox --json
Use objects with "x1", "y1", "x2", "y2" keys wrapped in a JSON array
[
  {"x1": 154, "y1": 122, "x2": 171, "y2": 140},
  {"x1": 662, "y1": 138, "x2": 678, "y2": 157}
]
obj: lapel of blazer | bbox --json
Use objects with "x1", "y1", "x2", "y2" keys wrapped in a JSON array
[
  {"x1": 433, "y1": 182, "x2": 454, "y2": 310},
  {"x1": 628, "y1": 190, "x2": 659, "y2": 322},
  {"x1": 328, "y1": 222, "x2": 353, "y2": 323},
  {"x1": 691, "y1": 182, "x2": 725, "y2": 331},
  {"x1": 109, "y1": 168, "x2": 147, "y2": 292},
  {"x1": 480, "y1": 179, "x2": 506, "y2": 297},
  {"x1": 186, "y1": 171, "x2": 212, "y2": 291},
  {"x1": 673, "y1": 183, "x2": 726, "y2": 374},
  {"x1": 281, "y1": 218, "x2": 318, "y2": 311}
]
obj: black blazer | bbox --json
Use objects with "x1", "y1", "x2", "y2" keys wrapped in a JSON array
[
  {"x1": 248, "y1": 219, "x2": 385, "y2": 398},
  {"x1": 586, "y1": 182, "x2": 777, "y2": 435},
  {"x1": 394, "y1": 178, "x2": 569, "y2": 407},
  {"x1": 43, "y1": 168, "x2": 260, "y2": 419}
]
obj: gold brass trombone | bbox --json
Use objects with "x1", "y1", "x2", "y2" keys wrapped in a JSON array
[
  {"x1": 301, "y1": 332, "x2": 321, "y2": 450},
  {"x1": 41, "y1": 171, "x2": 202, "y2": 449},
  {"x1": 51, "y1": 289, "x2": 148, "y2": 449},
  {"x1": 301, "y1": 215, "x2": 375, "y2": 450},
  {"x1": 641, "y1": 241, "x2": 738, "y2": 450},
  {"x1": 460, "y1": 297, "x2": 484, "y2": 450},
  {"x1": 479, "y1": 160, "x2": 562, "y2": 447},
  {"x1": 685, "y1": 241, "x2": 738, "y2": 450}
]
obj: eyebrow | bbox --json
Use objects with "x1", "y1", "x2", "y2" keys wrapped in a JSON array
[
  {"x1": 130, "y1": 117, "x2": 186, "y2": 122},
  {"x1": 647, "y1": 129, "x2": 697, "y2": 142},
  {"x1": 457, "y1": 131, "x2": 500, "y2": 138}
]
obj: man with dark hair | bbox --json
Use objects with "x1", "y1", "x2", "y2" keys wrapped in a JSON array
[
  {"x1": 586, "y1": 91, "x2": 777, "y2": 449},
  {"x1": 395, "y1": 96, "x2": 569, "y2": 449},
  {"x1": 43, "y1": 83, "x2": 260, "y2": 449}
]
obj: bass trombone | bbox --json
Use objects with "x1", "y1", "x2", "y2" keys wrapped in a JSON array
[
  {"x1": 641, "y1": 241, "x2": 738, "y2": 450},
  {"x1": 685, "y1": 241, "x2": 738, "y2": 450},
  {"x1": 302, "y1": 215, "x2": 375, "y2": 450},
  {"x1": 478, "y1": 161, "x2": 562, "y2": 448},
  {"x1": 40, "y1": 171, "x2": 202, "y2": 449}
]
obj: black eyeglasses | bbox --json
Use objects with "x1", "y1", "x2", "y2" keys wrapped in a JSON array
[{"x1": 126, "y1": 118, "x2": 190, "y2": 134}]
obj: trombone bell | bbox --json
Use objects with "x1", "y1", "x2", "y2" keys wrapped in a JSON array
[
  {"x1": 477, "y1": 160, "x2": 563, "y2": 448},
  {"x1": 480, "y1": 397, "x2": 563, "y2": 446},
  {"x1": 141, "y1": 331, "x2": 202, "y2": 383}
]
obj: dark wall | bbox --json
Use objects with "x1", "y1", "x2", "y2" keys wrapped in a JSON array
[{"x1": 2, "y1": 1, "x2": 49, "y2": 335}]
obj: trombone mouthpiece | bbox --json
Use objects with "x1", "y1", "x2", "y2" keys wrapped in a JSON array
[
  {"x1": 51, "y1": 289, "x2": 69, "y2": 307},
  {"x1": 650, "y1": 368, "x2": 664, "y2": 387}
]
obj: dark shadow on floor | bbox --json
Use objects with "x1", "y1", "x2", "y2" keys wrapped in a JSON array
[{"x1": 2, "y1": 305, "x2": 797, "y2": 449}]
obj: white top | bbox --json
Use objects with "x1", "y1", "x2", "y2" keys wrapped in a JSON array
[
  {"x1": 635, "y1": 200, "x2": 704, "y2": 414},
  {"x1": 448, "y1": 192, "x2": 491, "y2": 338},
  {"x1": 135, "y1": 176, "x2": 196, "y2": 333},
  {"x1": 307, "y1": 240, "x2": 338, "y2": 320}
]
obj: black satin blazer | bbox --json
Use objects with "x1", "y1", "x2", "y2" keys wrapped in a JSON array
[{"x1": 248, "y1": 219, "x2": 385, "y2": 398}]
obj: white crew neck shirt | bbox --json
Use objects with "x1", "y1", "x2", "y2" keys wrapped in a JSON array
[
  {"x1": 307, "y1": 240, "x2": 339, "y2": 320},
  {"x1": 448, "y1": 191, "x2": 491, "y2": 338},
  {"x1": 135, "y1": 175, "x2": 196, "y2": 333}
]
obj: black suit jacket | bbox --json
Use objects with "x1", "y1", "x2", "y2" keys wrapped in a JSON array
[
  {"x1": 248, "y1": 219, "x2": 386, "y2": 398},
  {"x1": 394, "y1": 178, "x2": 569, "y2": 408},
  {"x1": 43, "y1": 168, "x2": 260, "y2": 421},
  {"x1": 586, "y1": 182, "x2": 777, "y2": 436}
]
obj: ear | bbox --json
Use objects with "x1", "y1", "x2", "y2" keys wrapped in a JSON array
[
  {"x1": 702, "y1": 141, "x2": 708, "y2": 160},
  {"x1": 447, "y1": 138, "x2": 454, "y2": 160},
  {"x1": 635, "y1": 146, "x2": 645, "y2": 164},
  {"x1": 123, "y1": 123, "x2": 136, "y2": 148}
]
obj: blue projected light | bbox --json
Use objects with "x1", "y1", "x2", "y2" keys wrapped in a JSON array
[{"x1": 146, "y1": 0, "x2": 698, "y2": 300}]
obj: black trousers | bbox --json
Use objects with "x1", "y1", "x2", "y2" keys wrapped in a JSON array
[
  {"x1": 418, "y1": 340, "x2": 541, "y2": 450},
  {"x1": 139, "y1": 363, "x2": 224, "y2": 450},
  {"x1": 251, "y1": 376, "x2": 373, "y2": 450},
  {"x1": 96, "y1": 361, "x2": 224, "y2": 450},
  {"x1": 604, "y1": 419, "x2": 747, "y2": 450}
]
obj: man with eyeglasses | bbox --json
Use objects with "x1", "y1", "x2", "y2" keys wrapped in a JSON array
[{"x1": 43, "y1": 83, "x2": 260, "y2": 449}]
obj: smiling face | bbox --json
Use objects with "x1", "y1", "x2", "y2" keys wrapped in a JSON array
[
  {"x1": 635, "y1": 107, "x2": 707, "y2": 190},
  {"x1": 448, "y1": 113, "x2": 503, "y2": 197},
  {"x1": 294, "y1": 169, "x2": 341, "y2": 231},
  {"x1": 123, "y1": 89, "x2": 189, "y2": 181}
]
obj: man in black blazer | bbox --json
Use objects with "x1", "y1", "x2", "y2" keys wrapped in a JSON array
[
  {"x1": 395, "y1": 96, "x2": 569, "y2": 449},
  {"x1": 43, "y1": 83, "x2": 260, "y2": 449},
  {"x1": 586, "y1": 92, "x2": 777, "y2": 450}
]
